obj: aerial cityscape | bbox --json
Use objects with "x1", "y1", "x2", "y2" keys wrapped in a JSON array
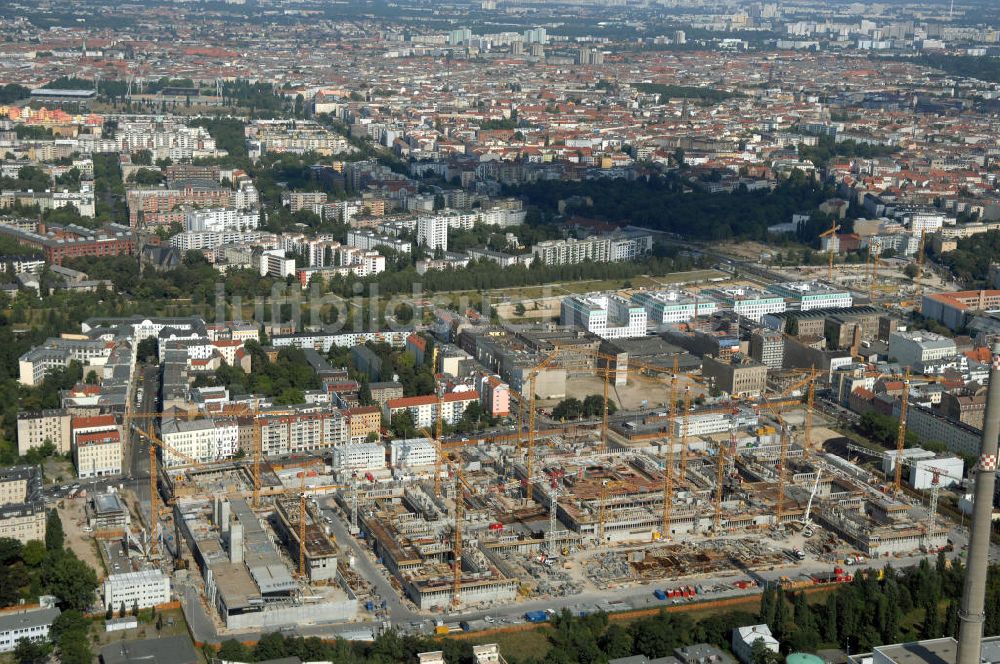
[{"x1": 0, "y1": 0, "x2": 999, "y2": 662}]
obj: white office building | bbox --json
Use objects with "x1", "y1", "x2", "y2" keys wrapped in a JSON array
[
  {"x1": 330, "y1": 443, "x2": 387, "y2": 472},
  {"x1": 0, "y1": 606, "x2": 60, "y2": 653},
  {"x1": 560, "y1": 294, "x2": 647, "y2": 339},
  {"x1": 670, "y1": 410, "x2": 759, "y2": 438},
  {"x1": 631, "y1": 290, "x2": 719, "y2": 324},
  {"x1": 390, "y1": 438, "x2": 437, "y2": 468},
  {"x1": 417, "y1": 215, "x2": 448, "y2": 251},
  {"x1": 706, "y1": 287, "x2": 786, "y2": 322},
  {"x1": 103, "y1": 570, "x2": 171, "y2": 611},
  {"x1": 882, "y1": 449, "x2": 964, "y2": 490},
  {"x1": 766, "y1": 281, "x2": 853, "y2": 311}
]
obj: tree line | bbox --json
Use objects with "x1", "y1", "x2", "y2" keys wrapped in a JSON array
[
  {"x1": 512, "y1": 172, "x2": 833, "y2": 242},
  {"x1": 1, "y1": 510, "x2": 99, "y2": 663},
  {"x1": 552, "y1": 395, "x2": 618, "y2": 421}
]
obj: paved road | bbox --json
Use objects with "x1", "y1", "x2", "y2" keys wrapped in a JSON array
[
  {"x1": 321, "y1": 498, "x2": 420, "y2": 623},
  {"x1": 126, "y1": 366, "x2": 160, "y2": 529}
]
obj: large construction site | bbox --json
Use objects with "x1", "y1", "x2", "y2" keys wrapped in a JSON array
[
  {"x1": 121, "y1": 355, "x2": 951, "y2": 628},
  {"x1": 343, "y1": 408, "x2": 946, "y2": 612}
]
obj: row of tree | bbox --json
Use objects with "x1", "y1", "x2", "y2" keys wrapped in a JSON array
[{"x1": 552, "y1": 395, "x2": 618, "y2": 421}]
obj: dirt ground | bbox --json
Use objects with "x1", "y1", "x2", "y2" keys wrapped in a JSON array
[
  {"x1": 543, "y1": 373, "x2": 705, "y2": 411},
  {"x1": 41, "y1": 457, "x2": 76, "y2": 485},
  {"x1": 56, "y1": 497, "x2": 106, "y2": 579}
]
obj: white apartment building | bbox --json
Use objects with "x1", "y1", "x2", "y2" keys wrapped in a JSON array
[
  {"x1": 103, "y1": 570, "x2": 171, "y2": 611},
  {"x1": 159, "y1": 417, "x2": 239, "y2": 467},
  {"x1": 170, "y1": 229, "x2": 270, "y2": 252},
  {"x1": 233, "y1": 182, "x2": 260, "y2": 210},
  {"x1": 184, "y1": 207, "x2": 259, "y2": 233},
  {"x1": 418, "y1": 208, "x2": 525, "y2": 231},
  {"x1": 17, "y1": 410, "x2": 72, "y2": 455},
  {"x1": 384, "y1": 392, "x2": 479, "y2": 428},
  {"x1": 530, "y1": 231, "x2": 653, "y2": 265},
  {"x1": 74, "y1": 429, "x2": 122, "y2": 479},
  {"x1": 631, "y1": 290, "x2": 719, "y2": 324},
  {"x1": 330, "y1": 443, "x2": 387, "y2": 472},
  {"x1": 560, "y1": 294, "x2": 647, "y2": 339},
  {"x1": 259, "y1": 249, "x2": 296, "y2": 278},
  {"x1": 906, "y1": 211, "x2": 945, "y2": 235},
  {"x1": 766, "y1": 281, "x2": 853, "y2": 311},
  {"x1": 71, "y1": 415, "x2": 122, "y2": 479},
  {"x1": 0, "y1": 503, "x2": 45, "y2": 545},
  {"x1": 115, "y1": 119, "x2": 220, "y2": 161},
  {"x1": 18, "y1": 338, "x2": 114, "y2": 386},
  {"x1": 417, "y1": 215, "x2": 448, "y2": 251},
  {"x1": 706, "y1": 287, "x2": 786, "y2": 322},
  {"x1": 346, "y1": 229, "x2": 412, "y2": 254},
  {"x1": 257, "y1": 411, "x2": 348, "y2": 456},
  {"x1": 390, "y1": 438, "x2": 437, "y2": 467}
]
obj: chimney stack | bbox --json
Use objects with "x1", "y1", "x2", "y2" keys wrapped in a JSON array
[{"x1": 956, "y1": 341, "x2": 1000, "y2": 664}]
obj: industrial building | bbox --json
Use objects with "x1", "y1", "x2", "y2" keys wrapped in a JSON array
[
  {"x1": 888, "y1": 330, "x2": 957, "y2": 369},
  {"x1": 172, "y1": 467, "x2": 357, "y2": 630},
  {"x1": 702, "y1": 354, "x2": 768, "y2": 398},
  {"x1": 922, "y1": 290, "x2": 1000, "y2": 331}
]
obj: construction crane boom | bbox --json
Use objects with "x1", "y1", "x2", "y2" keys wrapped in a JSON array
[
  {"x1": 893, "y1": 371, "x2": 911, "y2": 495},
  {"x1": 776, "y1": 424, "x2": 790, "y2": 526},
  {"x1": 662, "y1": 372, "x2": 678, "y2": 538}
]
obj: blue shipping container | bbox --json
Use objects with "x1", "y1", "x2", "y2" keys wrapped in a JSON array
[{"x1": 524, "y1": 610, "x2": 548, "y2": 623}]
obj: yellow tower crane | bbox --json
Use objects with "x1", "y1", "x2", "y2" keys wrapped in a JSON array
[{"x1": 819, "y1": 219, "x2": 842, "y2": 282}]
